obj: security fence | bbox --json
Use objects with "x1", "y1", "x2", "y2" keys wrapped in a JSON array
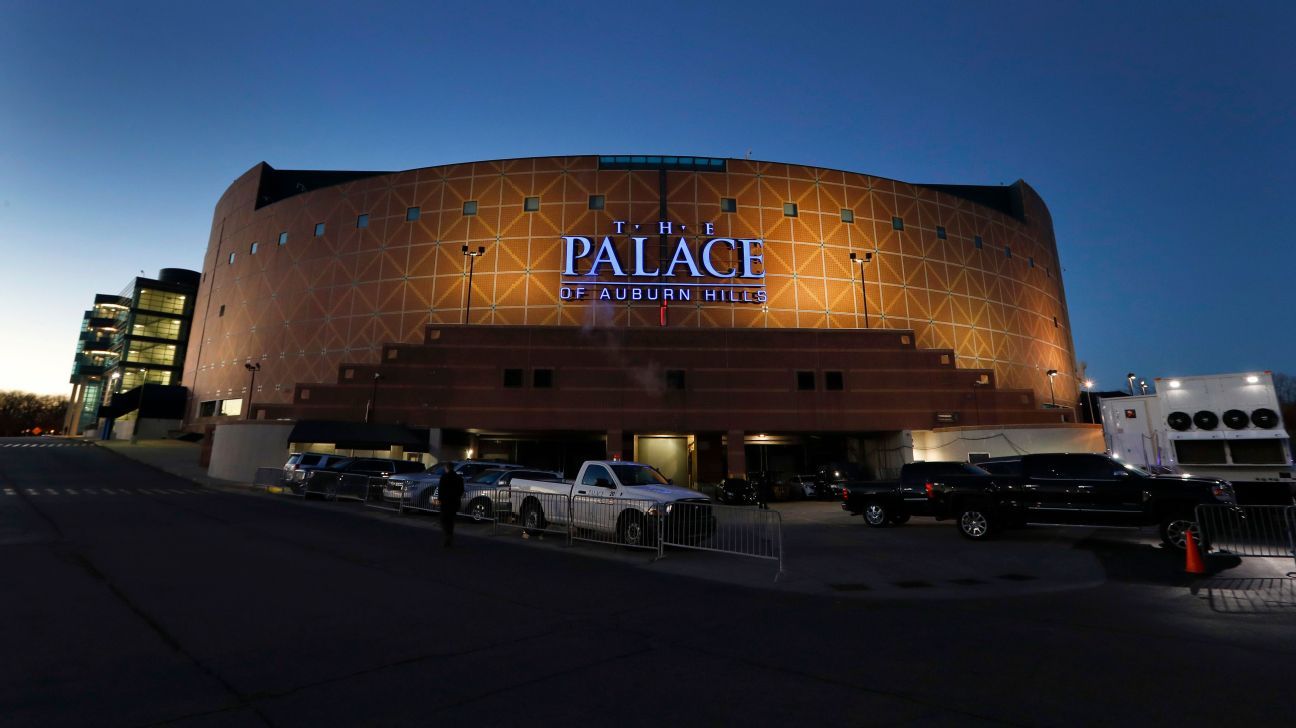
[
  {"x1": 662, "y1": 501, "x2": 783, "y2": 575},
  {"x1": 251, "y1": 467, "x2": 284, "y2": 491},
  {"x1": 494, "y1": 489, "x2": 572, "y2": 540},
  {"x1": 1195, "y1": 505, "x2": 1296, "y2": 566},
  {"x1": 568, "y1": 493, "x2": 661, "y2": 551}
]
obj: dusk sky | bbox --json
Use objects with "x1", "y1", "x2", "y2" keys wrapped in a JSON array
[{"x1": 1, "y1": 1, "x2": 1291, "y2": 397}]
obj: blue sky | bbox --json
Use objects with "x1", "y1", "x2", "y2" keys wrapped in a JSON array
[{"x1": 1, "y1": 0, "x2": 1292, "y2": 396}]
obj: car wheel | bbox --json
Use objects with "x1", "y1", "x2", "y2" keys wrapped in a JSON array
[
  {"x1": 863, "y1": 501, "x2": 891, "y2": 528},
  {"x1": 521, "y1": 501, "x2": 546, "y2": 536},
  {"x1": 890, "y1": 513, "x2": 911, "y2": 526},
  {"x1": 1159, "y1": 514, "x2": 1200, "y2": 550},
  {"x1": 617, "y1": 511, "x2": 654, "y2": 547},
  {"x1": 467, "y1": 497, "x2": 492, "y2": 523},
  {"x1": 957, "y1": 505, "x2": 996, "y2": 540}
]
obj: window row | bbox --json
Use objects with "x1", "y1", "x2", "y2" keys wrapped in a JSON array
[{"x1": 496, "y1": 368, "x2": 847, "y2": 391}]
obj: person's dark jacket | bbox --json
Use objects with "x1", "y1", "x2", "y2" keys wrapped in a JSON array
[{"x1": 439, "y1": 470, "x2": 465, "y2": 505}]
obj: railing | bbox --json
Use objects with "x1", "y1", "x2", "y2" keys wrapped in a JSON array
[
  {"x1": 251, "y1": 467, "x2": 284, "y2": 491},
  {"x1": 1195, "y1": 505, "x2": 1296, "y2": 566},
  {"x1": 568, "y1": 494, "x2": 661, "y2": 551},
  {"x1": 494, "y1": 489, "x2": 571, "y2": 540},
  {"x1": 662, "y1": 501, "x2": 783, "y2": 576},
  {"x1": 362, "y1": 476, "x2": 400, "y2": 511}
]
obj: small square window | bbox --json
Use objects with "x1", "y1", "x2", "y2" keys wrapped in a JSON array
[
  {"x1": 228, "y1": 252, "x2": 236, "y2": 265},
  {"x1": 825, "y1": 371, "x2": 844, "y2": 391},
  {"x1": 665, "y1": 369, "x2": 686, "y2": 390},
  {"x1": 783, "y1": 202, "x2": 798, "y2": 217},
  {"x1": 533, "y1": 368, "x2": 554, "y2": 388},
  {"x1": 462, "y1": 200, "x2": 478, "y2": 216},
  {"x1": 1005, "y1": 247, "x2": 1012, "y2": 259},
  {"x1": 973, "y1": 235, "x2": 983, "y2": 250},
  {"x1": 1053, "y1": 316, "x2": 1059, "y2": 328},
  {"x1": 588, "y1": 195, "x2": 605, "y2": 210},
  {"x1": 892, "y1": 216, "x2": 904, "y2": 231},
  {"x1": 523, "y1": 196, "x2": 540, "y2": 212},
  {"x1": 796, "y1": 371, "x2": 815, "y2": 391},
  {"x1": 406, "y1": 207, "x2": 420, "y2": 222},
  {"x1": 249, "y1": 242, "x2": 258, "y2": 255},
  {"x1": 278, "y1": 232, "x2": 288, "y2": 246},
  {"x1": 218, "y1": 304, "x2": 225, "y2": 317},
  {"x1": 1029, "y1": 257, "x2": 1035, "y2": 268},
  {"x1": 840, "y1": 209, "x2": 854, "y2": 223},
  {"x1": 936, "y1": 226, "x2": 947, "y2": 240},
  {"x1": 314, "y1": 222, "x2": 325, "y2": 237},
  {"x1": 503, "y1": 368, "x2": 524, "y2": 388},
  {"x1": 356, "y1": 214, "x2": 369, "y2": 229},
  {"x1": 720, "y1": 198, "x2": 737, "y2": 213}
]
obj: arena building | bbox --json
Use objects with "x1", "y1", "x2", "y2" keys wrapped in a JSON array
[{"x1": 185, "y1": 155, "x2": 1094, "y2": 483}]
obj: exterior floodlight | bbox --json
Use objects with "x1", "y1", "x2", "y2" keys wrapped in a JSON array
[
  {"x1": 1245, "y1": 375, "x2": 1259, "y2": 384},
  {"x1": 849, "y1": 251, "x2": 875, "y2": 328},
  {"x1": 1169, "y1": 380, "x2": 1181, "y2": 388}
]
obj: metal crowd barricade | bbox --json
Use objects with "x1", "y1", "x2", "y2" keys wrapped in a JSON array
[
  {"x1": 493, "y1": 488, "x2": 571, "y2": 540},
  {"x1": 1196, "y1": 504, "x2": 1296, "y2": 566},
  {"x1": 332, "y1": 473, "x2": 370, "y2": 502},
  {"x1": 569, "y1": 494, "x2": 661, "y2": 551},
  {"x1": 399, "y1": 481, "x2": 439, "y2": 514},
  {"x1": 661, "y1": 501, "x2": 784, "y2": 578},
  {"x1": 300, "y1": 471, "x2": 337, "y2": 499},
  {"x1": 460, "y1": 486, "x2": 501, "y2": 523},
  {"x1": 364, "y1": 476, "x2": 402, "y2": 512},
  {"x1": 251, "y1": 467, "x2": 284, "y2": 492}
]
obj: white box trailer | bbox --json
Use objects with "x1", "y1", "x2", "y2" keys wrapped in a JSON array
[{"x1": 1100, "y1": 372, "x2": 1293, "y2": 504}]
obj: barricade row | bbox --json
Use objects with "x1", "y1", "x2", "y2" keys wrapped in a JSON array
[
  {"x1": 1195, "y1": 504, "x2": 1296, "y2": 567},
  {"x1": 250, "y1": 476, "x2": 784, "y2": 577}
]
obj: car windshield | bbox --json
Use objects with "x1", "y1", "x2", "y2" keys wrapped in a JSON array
[
  {"x1": 611, "y1": 464, "x2": 670, "y2": 486},
  {"x1": 1120, "y1": 461, "x2": 1152, "y2": 477},
  {"x1": 470, "y1": 470, "x2": 507, "y2": 484}
]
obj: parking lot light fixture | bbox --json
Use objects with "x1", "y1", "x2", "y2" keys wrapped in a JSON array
[
  {"x1": 848, "y1": 251, "x2": 874, "y2": 328},
  {"x1": 1126, "y1": 372, "x2": 1136, "y2": 395},
  {"x1": 1045, "y1": 369, "x2": 1058, "y2": 408},
  {"x1": 461, "y1": 245, "x2": 487, "y2": 324}
]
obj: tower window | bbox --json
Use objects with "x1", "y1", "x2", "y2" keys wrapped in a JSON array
[
  {"x1": 783, "y1": 202, "x2": 798, "y2": 217},
  {"x1": 720, "y1": 198, "x2": 737, "y2": 213},
  {"x1": 406, "y1": 207, "x2": 420, "y2": 222}
]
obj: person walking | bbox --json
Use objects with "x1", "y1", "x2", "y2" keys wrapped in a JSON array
[{"x1": 437, "y1": 467, "x2": 465, "y2": 548}]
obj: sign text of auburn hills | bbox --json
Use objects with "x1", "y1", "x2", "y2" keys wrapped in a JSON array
[{"x1": 559, "y1": 221, "x2": 767, "y2": 304}]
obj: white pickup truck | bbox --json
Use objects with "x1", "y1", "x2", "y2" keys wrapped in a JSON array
[{"x1": 506, "y1": 460, "x2": 714, "y2": 546}]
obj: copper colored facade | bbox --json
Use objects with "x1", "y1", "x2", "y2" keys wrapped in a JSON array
[{"x1": 185, "y1": 156, "x2": 1078, "y2": 428}]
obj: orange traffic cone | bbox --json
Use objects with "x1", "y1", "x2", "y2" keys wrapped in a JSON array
[{"x1": 1184, "y1": 528, "x2": 1205, "y2": 575}]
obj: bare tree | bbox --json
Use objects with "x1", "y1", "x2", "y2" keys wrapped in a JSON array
[{"x1": 0, "y1": 391, "x2": 69, "y2": 436}]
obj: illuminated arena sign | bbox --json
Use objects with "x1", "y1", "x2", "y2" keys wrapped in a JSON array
[{"x1": 559, "y1": 220, "x2": 767, "y2": 304}]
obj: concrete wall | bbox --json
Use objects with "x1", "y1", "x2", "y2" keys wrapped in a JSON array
[
  {"x1": 209, "y1": 421, "x2": 296, "y2": 482},
  {"x1": 110, "y1": 418, "x2": 182, "y2": 441},
  {"x1": 911, "y1": 424, "x2": 1104, "y2": 463}
]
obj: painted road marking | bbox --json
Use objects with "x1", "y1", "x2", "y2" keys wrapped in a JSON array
[
  {"x1": 45, "y1": 488, "x2": 59, "y2": 495},
  {"x1": 3, "y1": 488, "x2": 14, "y2": 496},
  {"x1": 25, "y1": 489, "x2": 38, "y2": 495}
]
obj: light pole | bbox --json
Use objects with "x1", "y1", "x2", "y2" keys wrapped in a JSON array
[
  {"x1": 1046, "y1": 369, "x2": 1058, "y2": 408},
  {"x1": 1139, "y1": 379, "x2": 1148, "y2": 395},
  {"x1": 461, "y1": 245, "x2": 486, "y2": 324},
  {"x1": 130, "y1": 370, "x2": 147, "y2": 445},
  {"x1": 848, "y1": 251, "x2": 874, "y2": 328},
  {"x1": 366, "y1": 372, "x2": 383, "y2": 424},
  {"x1": 1083, "y1": 379, "x2": 1095, "y2": 424},
  {"x1": 1126, "y1": 372, "x2": 1136, "y2": 396},
  {"x1": 243, "y1": 362, "x2": 261, "y2": 420},
  {"x1": 971, "y1": 379, "x2": 986, "y2": 423}
]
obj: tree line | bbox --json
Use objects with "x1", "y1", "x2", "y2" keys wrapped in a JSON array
[{"x1": 0, "y1": 391, "x2": 70, "y2": 436}]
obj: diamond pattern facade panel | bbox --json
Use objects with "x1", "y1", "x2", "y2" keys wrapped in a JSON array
[{"x1": 183, "y1": 157, "x2": 1077, "y2": 420}]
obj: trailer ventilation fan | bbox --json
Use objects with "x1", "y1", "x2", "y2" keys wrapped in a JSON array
[
  {"x1": 1166, "y1": 411, "x2": 1193, "y2": 431},
  {"x1": 1192, "y1": 410, "x2": 1220, "y2": 430},
  {"x1": 1222, "y1": 409, "x2": 1250, "y2": 429},
  {"x1": 1251, "y1": 408, "x2": 1280, "y2": 429}
]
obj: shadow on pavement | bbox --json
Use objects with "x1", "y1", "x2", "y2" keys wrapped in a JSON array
[{"x1": 1073, "y1": 533, "x2": 1243, "y2": 586}]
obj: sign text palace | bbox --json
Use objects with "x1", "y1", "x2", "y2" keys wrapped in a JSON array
[{"x1": 558, "y1": 221, "x2": 767, "y2": 304}]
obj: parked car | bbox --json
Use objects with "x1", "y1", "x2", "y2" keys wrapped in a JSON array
[
  {"x1": 384, "y1": 460, "x2": 525, "y2": 509},
  {"x1": 928, "y1": 453, "x2": 1236, "y2": 548},
  {"x1": 715, "y1": 477, "x2": 758, "y2": 505},
  {"x1": 842, "y1": 461, "x2": 991, "y2": 526},
  {"x1": 814, "y1": 462, "x2": 869, "y2": 498},
  {"x1": 318, "y1": 457, "x2": 425, "y2": 499},
  {"x1": 791, "y1": 474, "x2": 820, "y2": 499},
  {"x1": 283, "y1": 452, "x2": 348, "y2": 485},
  {"x1": 436, "y1": 468, "x2": 563, "y2": 521}
]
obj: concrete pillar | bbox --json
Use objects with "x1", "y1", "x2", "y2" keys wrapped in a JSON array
[
  {"x1": 427, "y1": 428, "x2": 443, "y2": 463},
  {"x1": 726, "y1": 429, "x2": 746, "y2": 478}
]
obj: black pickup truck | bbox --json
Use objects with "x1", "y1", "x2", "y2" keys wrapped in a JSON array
[
  {"x1": 932, "y1": 453, "x2": 1236, "y2": 548},
  {"x1": 841, "y1": 462, "x2": 991, "y2": 526}
]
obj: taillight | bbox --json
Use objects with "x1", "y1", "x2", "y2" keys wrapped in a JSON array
[
  {"x1": 925, "y1": 482, "x2": 935, "y2": 499},
  {"x1": 841, "y1": 488, "x2": 849, "y2": 501}
]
